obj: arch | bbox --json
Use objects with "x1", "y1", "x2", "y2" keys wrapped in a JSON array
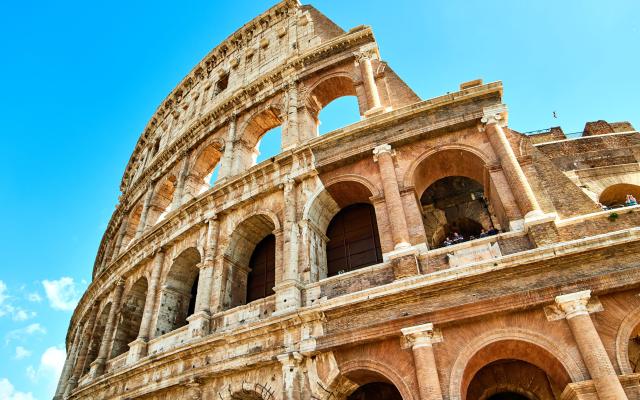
[
  {"x1": 421, "y1": 176, "x2": 494, "y2": 247},
  {"x1": 449, "y1": 329, "x2": 586, "y2": 400},
  {"x1": 599, "y1": 183, "x2": 640, "y2": 207},
  {"x1": 184, "y1": 140, "x2": 224, "y2": 199},
  {"x1": 154, "y1": 247, "x2": 201, "y2": 337},
  {"x1": 238, "y1": 105, "x2": 284, "y2": 167},
  {"x1": 146, "y1": 174, "x2": 177, "y2": 227},
  {"x1": 82, "y1": 302, "x2": 112, "y2": 375},
  {"x1": 405, "y1": 146, "x2": 491, "y2": 198},
  {"x1": 340, "y1": 359, "x2": 416, "y2": 400},
  {"x1": 110, "y1": 277, "x2": 148, "y2": 358},
  {"x1": 222, "y1": 212, "x2": 279, "y2": 309},
  {"x1": 303, "y1": 72, "x2": 363, "y2": 136},
  {"x1": 615, "y1": 302, "x2": 640, "y2": 374},
  {"x1": 303, "y1": 178, "x2": 382, "y2": 281}
]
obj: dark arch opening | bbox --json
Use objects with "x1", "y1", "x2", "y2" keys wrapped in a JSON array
[
  {"x1": 247, "y1": 234, "x2": 276, "y2": 303},
  {"x1": 347, "y1": 382, "x2": 402, "y2": 400},
  {"x1": 326, "y1": 203, "x2": 382, "y2": 277},
  {"x1": 420, "y1": 176, "x2": 495, "y2": 247},
  {"x1": 487, "y1": 393, "x2": 530, "y2": 400}
]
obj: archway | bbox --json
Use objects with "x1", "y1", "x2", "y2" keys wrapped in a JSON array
[
  {"x1": 302, "y1": 74, "x2": 362, "y2": 137},
  {"x1": 146, "y1": 175, "x2": 177, "y2": 227},
  {"x1": 239, "y1": 107, "x2": 283, "y2": 169},
  {"x1": 82, "y1": 303, "x2": 111, "y2": 375},
  {"x1": 222, "y1": 213, "x2": 278, "y2": 309},
  {"x1": 110, "y1": 277, "x2": 147, "y2": 358},
  {"x1": 184, "y1": 143, "x2": 223, "y2": 200},
  {"x1": 409, "y1": 149, "x2": 509, "y2": 246},
  {"x1": 457, "y1": 339, "x2": 573, "y2": 400},
  {"x1": 154, "y1": 247, "x2": 201, "y2": 337},
  {"x1": 347, "y1": 382, "x2": 402, "y2": 400},
  {"x1": 420, "y1": 176, "x2": 495, "y2": 247},
  {"x1": 303, "y1": 178, "x2": 383, "y2": 281},
  {"x1": 599, "y1": 183, "x2": 640, "y2": 207}
]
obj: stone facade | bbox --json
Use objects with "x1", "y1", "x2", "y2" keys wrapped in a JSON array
[{"x1": 56, "y1": 2, "x2": 640, "y2": 400}]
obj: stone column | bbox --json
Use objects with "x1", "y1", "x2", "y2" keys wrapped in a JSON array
[
  {"x1": 278, "y1": 352, "x2": 304, "y2": 400},
  {"x1": 283, "y1": 79, "x2": 300, "y2": 149},
  {"x1": 54, "y1": 327, "x2": 81, "y2": 399},
  {"x1": 217, "y1": 114, "x2": 237, "y2": 181},
  {"x1": 64, "y1": 304, "x2": 99, "y2": 398},
  {"x1": 275, "y1": 178, "x2": 302, "y2": 314},
  {"x1": 373, "y1": 144, "x2": 411, "y2": 250},
  {"x1": 110, "y1": 220, "x2": 128, "y2": 262},
  {"x1": 188, "y1": 218, "x2": 219, "y2": 338},
  {"x1": 127, "y1": 249, "x2": 164, "y2": 364},
  {"x1": 482, "y1": 105, "x2": 541, "y2": 219},
  {"x1": 89, "y1": 278, "x2": 125, "y2": 378},
  {"x1": 356, "y1": 47, "x2": 383, "y2": 116},
  {"x1": 553, "y1": 291, "x2": 628, "y2": 400},
  {"x1": 170, "y1": 155, "x2": 190, "y2": 211},
  {"x1": 136, "y1": 183, "x2": 155, "y2": 238},
  {"x1": 401, "y1": 323, "x2": 444, "y2": 400}
]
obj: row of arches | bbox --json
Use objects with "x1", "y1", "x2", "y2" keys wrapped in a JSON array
[{"x1": 106, "y1": 74, "x2": 365, "y2": 266}]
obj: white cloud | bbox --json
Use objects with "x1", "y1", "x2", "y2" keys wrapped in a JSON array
[
  {"x1": 43, "y1": 277, "x2": 81, "y2": 311},
  {"x1": 27, "y1": 293, "x2": 42, "y2": 303},
  {"x1": 0, "y1": 378, "x2": 35, "y2": 400},
  {"x1": 14, "y1": 346, "x2": 31, "y2": 360},
  {"x1": 26, "y1": 346, "x2": 66, "y2": 396},
  {"x1": 0, "y1": 281, "x2": 36, "y2": 322},
  {"x1": 5, "y1": 323, "x2": 47, "y2": 344}
]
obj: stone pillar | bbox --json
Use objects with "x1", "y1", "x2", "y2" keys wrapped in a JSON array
[
  {"x1": 171, "y1": 155, "x2": 190, "y2": 211},
  {"x1": 136, "y1": 183, "x2": 155, "y2": 238},
  {"x1": 356, "y1": 47, "x2": 383, "y2": 116},
  {"x1": 553, "y1": 291, "x2": 628, "y2": 400},
  {"x1": 283, "y1": 79, "x2": 300, "y2": 149},
  {"x1": 217, "y1": 114, "x2": 237, "y2": 181},
  {"x1": 188, "y1": 218, "x2": 219, "y2": 338},
  {"x1": 401, "y1": 323, "x2": 444, "y2": 400},
  {"x1": 128, "y1": 249, "x2": 164, "y2": 364},
  {"x1": 275, "y1": 178, "x2": 302, "y2": 314},
  {"x1": 89, "y1": 278, "x2": 125, "y2": 378},
  {"x1": 482, "y1": 105, "x2": 541, "y2": 220},
  {"x1": 64, "y1": 304, "x2": 99, "y2": 398},
  {"x1": 54, "y1": 327, "x2": 81, "y2": 399},
  {"x1": 278, "y1": 352, "x2": 304, "y2": 400},
  {"x1": 110, "y1": 220, "x2": 128, "y2": 262},
  {"x1": 373, "y1": 144, "x2": 411, "y2": 250}
]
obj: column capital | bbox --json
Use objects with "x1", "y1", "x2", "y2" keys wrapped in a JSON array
[
  {"x1": 545, "y1": 290, "x2": 604, "y2": 320},
  {"x1": 373, "y1": 143, "x2": 395, "y2": 162},
  {"x1": 400, "y1": 323, "x2": 443, "y2": 349},
  {"x1": 481, "y1": 104, "x2": 508, "y2": 126},
  {"x1": 277, "y1": 351, "x2": 304, "y2": 368}
]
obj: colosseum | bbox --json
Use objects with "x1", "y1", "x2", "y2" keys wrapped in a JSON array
[{"x1": 56, "y1": 1, "x2": 640, "y2": 400}]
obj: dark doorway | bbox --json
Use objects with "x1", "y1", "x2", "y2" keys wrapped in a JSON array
[
  {"x1": 326, "y1": 203, "x2": 382, "y2": 277},
  {"x1": 487, "y1": 393, "x2": 530, "y2": 400},
  {"x1": 347, "y1": 382, "x2": 402, "y2": 400},
  {"x1": 246, "y1": 234, "x2": 276, "y2": 302}
]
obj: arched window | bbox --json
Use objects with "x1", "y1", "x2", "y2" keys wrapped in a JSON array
[
  {"x1": 317, "y1": 96, "x2": 360, "y2": 135},
  {"x1": 111, "y1": 278, "x2": 147, "y2": 358},
  {"x1": 223, "y1": 214, "x2": 277, "y2": 309},
  {"x1": 154, "y1": 248, "x2": 201, "y2": 337},
  {"x1": 326, "y1": 203, "x2": 382, "y2": 277},
  {"x1": 246, "y1": 234, "x2": 276, "y2": 302},
  {"x1": 420, "y1": 176, "x2": 495, "y2": 247}
]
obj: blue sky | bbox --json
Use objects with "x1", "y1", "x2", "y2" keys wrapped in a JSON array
[{"x1": 0, "y1": 0, "x2": 638, "y2": 398}]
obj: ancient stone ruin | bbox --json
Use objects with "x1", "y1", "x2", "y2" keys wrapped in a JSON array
[{"x1": 57, "y1": 1, "x2": 640, "y2": 400}]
